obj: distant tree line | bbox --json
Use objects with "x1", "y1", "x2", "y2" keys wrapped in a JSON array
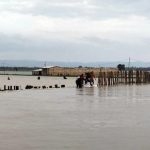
[
  {"x1": 117, "y1": 64, "x2": 150, "y2": 71},
  {"x1": 1, "y1": 66, "x2": 150, "y2": 72},
  {"x1": 134, "y1": 67, "x2": 150, "y2": 71},
  {"x1": 0, "y1": 67, "x2": 39, "y2": 71}
]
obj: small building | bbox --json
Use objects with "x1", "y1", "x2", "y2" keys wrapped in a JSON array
[
  {"x1": 32, "y1": 66, "x2": 62, "y2": 76},
  {"x1": 32, "y1": 69, "x2": 42, "y2": 76}
]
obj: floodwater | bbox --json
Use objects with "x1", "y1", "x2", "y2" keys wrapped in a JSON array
[
  {"x1": 0, "y1": 75, "x2": 77, "y2": 89},
  {"x1": 1, "y1": 76, "x2": 150, "y2": 150}
]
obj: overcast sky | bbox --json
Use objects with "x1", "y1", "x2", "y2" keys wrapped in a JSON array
[{"x1": 0, "y1": 0, "x2": 150, "y2": 62}]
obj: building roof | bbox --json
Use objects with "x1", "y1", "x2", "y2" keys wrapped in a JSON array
[
  {"x1": 42, "y1": 66, "x2": 60, "y2": 69},
  {"x1": 32, "y1": 69, "x2": 42, "y2": 72}
]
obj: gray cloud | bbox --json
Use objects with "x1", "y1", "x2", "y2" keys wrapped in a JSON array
[
  {"x1": 0, "y1": 33, "x2": 150, "y2": 62},
  {"x1": 0, "y1": 0, "x2": 150, "y2": 62},
  {"x1": 1, "y1": 0, "x2": 150, "y2": 18}
]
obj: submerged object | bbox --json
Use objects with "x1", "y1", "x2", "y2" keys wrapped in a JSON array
[
  {"x1": 63, "y1": 76, "x2": 67, "y2": 79},
  {"x1": 37, "y1": 76, "x2": 40, "y2": 80}
]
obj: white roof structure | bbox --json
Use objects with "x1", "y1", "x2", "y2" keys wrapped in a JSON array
[
  {"x1": 42, "y1": 66, "x2": 60, "y2": 69},
  {"x1": 33, "y1": 66, "x2": 61, "y2": 72},
  {"x1": 32, "y1": 69, "x2": 42, "y2": 72},
  {"x1": 42, "y1": 66, "x2": 54, "y2": 69}
]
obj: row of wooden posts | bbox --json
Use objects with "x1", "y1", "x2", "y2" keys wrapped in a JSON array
[
  {"x1": 0, "y1": 84, "x2": 66, "y2": 91},
  {"x1": 98, "y1": 70, "x2": 150, "y2": 86},
  {"x1": 0, "y1": 85, "x2": 21, "y2": 91},
  {"x1": 25, "y1": 84, "x2": 65, "y2": 89}
]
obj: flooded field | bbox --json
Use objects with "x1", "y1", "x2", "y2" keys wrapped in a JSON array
[
  {"x1": 0, "y1": 75, "x2": 77, "y2": 89},
  {"x1": 0, "y1": 76, "x2": 150, "y2": 150}
]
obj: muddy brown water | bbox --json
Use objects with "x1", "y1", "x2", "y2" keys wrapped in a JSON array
[{"x1": 0, "y1": 76, "x2": 150, "y2": 149}]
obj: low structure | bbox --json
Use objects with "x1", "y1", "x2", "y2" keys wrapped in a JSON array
[
  {"x1": 32, "y1": 69, "x2": 42, "y2": 76},
  {"x1": 32, "y1": 66, "x2": 117, "y2": 77}
]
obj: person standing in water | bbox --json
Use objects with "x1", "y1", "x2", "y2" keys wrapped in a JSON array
[{"x1": 76, "y1": 74, "x2": 84, "y2": 88}]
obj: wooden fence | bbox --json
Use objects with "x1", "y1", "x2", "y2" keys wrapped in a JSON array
[{"x1": 98, "y1": 70, "x2": 150, "y2": 86}]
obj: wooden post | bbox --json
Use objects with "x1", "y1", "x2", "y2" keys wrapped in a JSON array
[
  {"x1": 4, "y1": 85, "x2": 6, "y2": 91},
  {"x1": 131, "y1": 70, "x2": 134, "y2": 84}
]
